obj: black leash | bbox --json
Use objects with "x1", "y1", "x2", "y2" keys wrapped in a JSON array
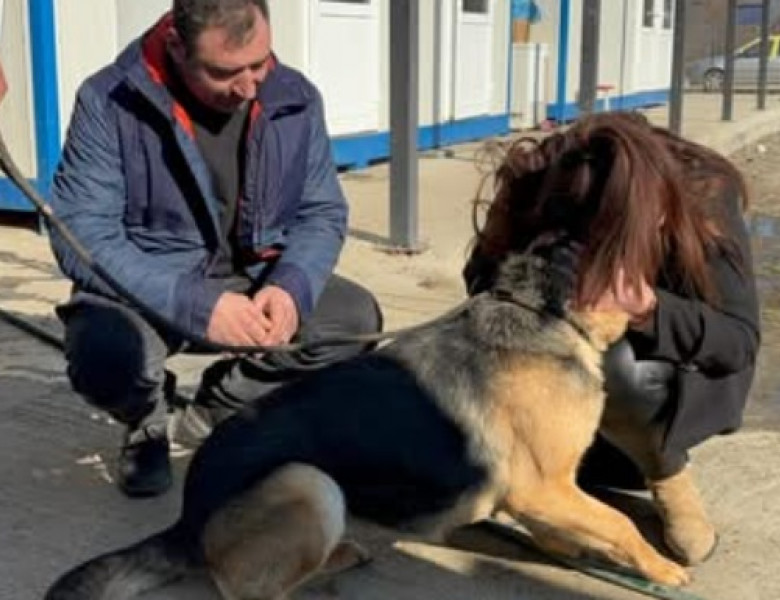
[
  {"x1": 0, "y1": 309, "x2": 64, "y2": 351},
  {"x1": 0, "y1": 131, "x2": 471, "y2": 355}
]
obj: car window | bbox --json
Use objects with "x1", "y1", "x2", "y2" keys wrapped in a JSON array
[{"x1": 737, "y1": 41, "x2": 762, "y2": 59}]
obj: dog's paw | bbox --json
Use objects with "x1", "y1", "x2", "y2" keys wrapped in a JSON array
[
  {"x1": 645, "y1": 556, "x2": 691, "y2": 587},
  {"x1": 323, "y1": 540, "x2": 372, "y2": 574}
]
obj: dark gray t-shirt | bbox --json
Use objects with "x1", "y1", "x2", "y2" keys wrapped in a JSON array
[{"x1": 168, "y1": 58, "x2": 250, "y2": 277}]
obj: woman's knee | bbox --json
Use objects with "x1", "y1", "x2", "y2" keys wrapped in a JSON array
[{"x1": 602, "y1": 338, "x2": 676, "y2": 425}]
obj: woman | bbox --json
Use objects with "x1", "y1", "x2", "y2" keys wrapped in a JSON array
[{"x1": 465, "y1": 112, "x2": 760, "y2": 566}]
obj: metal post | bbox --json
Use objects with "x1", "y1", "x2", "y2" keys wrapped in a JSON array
[
  {"x1": 449, "y1": 0, "x2": 459, "y2": 121},
  {"x1": 619, "y1": 0, "x2": 629, "y2": 103},
  {"x1": 389, "y1": 0, "x2": 420, "y2": 250},
  {"x1": 579, "y1": 0, "x2": 601, "y2": 115},
  {"x1": 722, "y1": 0, "x2": 737, "y2": 121},
  {"x1": 432, "y1": 0, "x2": 443, "y2": 149},
  {"x1": 758, "y1": 0, "x2": 771, "y2": 110},
  {"x1": 669, "y1": 0, "x2": 687, "y2": 134}
]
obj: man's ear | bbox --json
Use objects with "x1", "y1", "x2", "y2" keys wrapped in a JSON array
[{"x1": 165, "y1": 25, "x2": 187, "y2": 65}]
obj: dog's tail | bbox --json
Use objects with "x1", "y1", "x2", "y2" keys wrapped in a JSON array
[
  {"x1": 203, "y1": 462, "x2": 352, "y2": 599},
  {"x1": 44, "y1": 526, "x2": 194, "y2": 600}
]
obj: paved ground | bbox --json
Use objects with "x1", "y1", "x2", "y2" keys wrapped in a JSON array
[{"x1": 1, "y1": 92, "x2": 779, "y2": 599}]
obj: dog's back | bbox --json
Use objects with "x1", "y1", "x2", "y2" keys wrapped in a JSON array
[{"x1": 179, "y1": 348, "x2": 492, "y2": 531}]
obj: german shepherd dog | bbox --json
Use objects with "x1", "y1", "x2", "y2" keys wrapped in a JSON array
[{"x1": 45, "y1": 245, "x2": 689, "y2": 599}]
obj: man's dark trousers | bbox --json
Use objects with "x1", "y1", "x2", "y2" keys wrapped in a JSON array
[{"x1": 58, "y1": 274, "x2": 383, "y2": 428}]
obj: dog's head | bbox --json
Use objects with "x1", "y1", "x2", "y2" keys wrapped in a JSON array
[{"x1": 491, "y1": 239, "x2": 629, "y2": 351}]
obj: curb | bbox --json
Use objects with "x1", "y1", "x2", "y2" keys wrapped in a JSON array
[{"x1": 690, "y1": 105, "x2": 780, "y2": 157}]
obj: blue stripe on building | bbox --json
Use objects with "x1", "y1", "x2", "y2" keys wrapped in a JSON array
[
  {"x1": 554, "y1": 0, "x2": 571, "y2": 123},
  {"x1": 0, "y1": 0, "x2": 60, "y2": 212},
  {"x1": 546, "y1": 89, "x2": 670, "y2": 123},
  {"x1": 331, "y1": 114, "x2": 510, "y2": 170}
]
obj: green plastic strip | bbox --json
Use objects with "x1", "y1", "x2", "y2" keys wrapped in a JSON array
[{"x1": 482, "y1": 520, "x2": 711, "y2": 600}]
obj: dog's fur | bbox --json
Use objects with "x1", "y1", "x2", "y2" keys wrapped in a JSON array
[{"x1": 45, "y1": 252, "x2": 689, "y2": 600}]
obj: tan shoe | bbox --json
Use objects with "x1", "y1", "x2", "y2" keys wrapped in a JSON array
[{"x1": 649, "y1": 466, "x2": 717, "y2": 565}]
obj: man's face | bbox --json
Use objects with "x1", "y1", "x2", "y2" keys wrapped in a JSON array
[{"x1": 171, "y1": 6, "x2": 272, "y2": 113}]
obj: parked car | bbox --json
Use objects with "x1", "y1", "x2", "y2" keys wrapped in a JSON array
[{"x1": 686, "y1": 35, "x2": 780, "y2": 92}]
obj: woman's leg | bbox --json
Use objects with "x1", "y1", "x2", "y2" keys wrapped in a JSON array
[{"x1": 584, "y1": 338, "x2": 716, "y2": 565}]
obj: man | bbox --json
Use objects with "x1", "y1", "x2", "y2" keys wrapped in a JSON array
[{"x1": 49, "y1": 0, "x2": 382, "y2": 498}]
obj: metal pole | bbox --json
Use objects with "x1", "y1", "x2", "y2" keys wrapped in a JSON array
[
  {"x1": 722, "y1": 0, "x2": 737, "y2": 121},
  {"x1": 758, "y1": 0, "x2": 771, "y2": 110},
  {"x1": 389, "y1": 0, "x2": 420, "y2": 250},
  {"x1": 432, "y1": 0, "x2": 443, "y2": 149},
  {"x1": 450, "y1": 0, "x2": 459, "y2": 121},
  {"x1": 579, "y1": 0, "x2": 601, "y2": 115},
  {"x1": 669, "y1": 0, "x2": 687, "y2": 134},
  {"x1": 619, "y1": 0, "x2": 629, "y2": 102}
]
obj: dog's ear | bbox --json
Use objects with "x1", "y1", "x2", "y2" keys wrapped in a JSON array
[{"x1": 578, "y1": 310, "x2": 629, "y2": 350}]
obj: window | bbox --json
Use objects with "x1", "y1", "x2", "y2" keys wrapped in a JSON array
[
  {"x1": 663, "y1": 0, "x2": 673, "y2": 29},
  {"x1": 737, "y1": 41, "x2": 765, "y2": 59},
  {"x1": 643, "y1": 0, "x2": 655, "y2": 28},
  {"x1": 321, "y1": 0, "x2": 369, "y2": 3},
  {"x1": 463, "y1": 0, "x2": 489, "y2": 14}
]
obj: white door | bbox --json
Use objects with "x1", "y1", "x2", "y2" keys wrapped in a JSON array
[
  {"x1": 454, "y1": 0, "x2": 494, "y2": 119},
  {"x1": 636, "y1": 0, "x2": 673, "y2": 91},
  {"x1": 309, "y1": 0, "x2": 380, "y2": 136}
]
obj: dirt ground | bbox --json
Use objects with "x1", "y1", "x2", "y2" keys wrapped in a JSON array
[
  {"x1": 731, "y1": 135, "x2": 780, "y2": 432},
  {"x1": 733, "y1": 135, "x2": 780, "y2": 219}
]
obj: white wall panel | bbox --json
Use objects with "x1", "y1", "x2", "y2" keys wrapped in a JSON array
[
  {"x1": 55, "y1": 0, "x2": 117, "y2": 141},
  {"x1": 267, "y1": 0, "x2": 306, "y2": 71},
  {"x1": 116, "y1": 0, "x2": 168, "y2": 49},
  {"x1": 0, "y1": 0, "x2": 36, "y2": 176}
]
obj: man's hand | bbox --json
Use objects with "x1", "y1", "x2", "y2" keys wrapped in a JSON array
[
  {"x1": 588, "y1": 267, "x2": 657, "y2": 326},
  {"x1": 206, "y1": 291, "x2": 271, "y2": 347},
  {"x1": 252, "y1": 285, "x2": 300, "y2": 345}
]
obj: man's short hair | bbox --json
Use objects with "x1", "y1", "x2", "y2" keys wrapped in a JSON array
[{"x1": 172, "y1": 0, "x2": 270, "y2": 56}]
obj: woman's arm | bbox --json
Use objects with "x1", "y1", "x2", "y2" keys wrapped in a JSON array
[{"x1": 633, "y1": 190, "x2": 760, "y2": 375}]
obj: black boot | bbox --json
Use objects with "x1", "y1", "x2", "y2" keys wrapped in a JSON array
[{"x1": 117, "y1": 417, "x2": 172, "y2": 498}]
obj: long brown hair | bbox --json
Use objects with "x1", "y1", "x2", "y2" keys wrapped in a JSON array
[{"x1": 473, "y1": 112, "x2": 748, "y2": 305}]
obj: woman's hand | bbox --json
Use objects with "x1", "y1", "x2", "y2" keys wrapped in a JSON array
[{"x1": 588, "y1": 267, "x2": 658, "y2": 327}]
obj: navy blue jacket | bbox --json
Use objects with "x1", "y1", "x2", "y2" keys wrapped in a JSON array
[{"x1": 50, "y1": 16, "x2": 347, "y2": 338}]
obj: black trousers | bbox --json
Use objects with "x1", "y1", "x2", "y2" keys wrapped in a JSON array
[
  {"x1": 58, "y1": 274, "x2": 383, "y2": 428},
  {"x1": 578, "y1": 338, "x2": 687, "y2": 488}
]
